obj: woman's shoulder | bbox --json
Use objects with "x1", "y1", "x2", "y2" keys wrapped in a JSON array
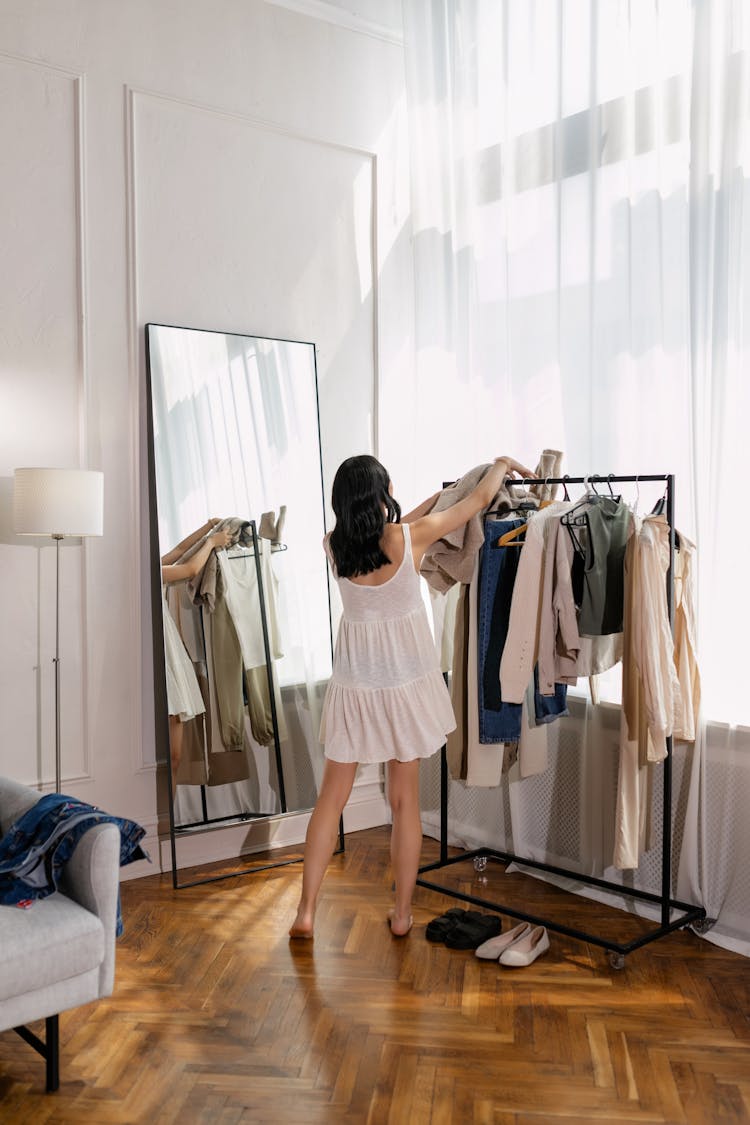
[{"x1": 381, "y1": 521, "x2": 408, "y2": 553}]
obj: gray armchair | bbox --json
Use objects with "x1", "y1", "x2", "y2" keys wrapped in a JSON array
[{"x1": 0, "y1": 776, "x2": 120, "y2": 1091}]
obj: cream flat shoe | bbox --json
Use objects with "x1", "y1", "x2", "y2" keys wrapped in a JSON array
[
  {"x1": 474, "y1": 921, "x2": 532, "y2": 960},
  {"x1": 498, "y1": 925, "x2": 550, "y2": 967}
]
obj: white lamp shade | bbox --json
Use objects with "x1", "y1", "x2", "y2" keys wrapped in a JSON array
[{"x1": 13, "y1": 468, "x2": 104, "y2": 537}]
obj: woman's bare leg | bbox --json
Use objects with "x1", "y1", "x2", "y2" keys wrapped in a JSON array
[
  {"x1": 290, "y1": 759, "x2": 357, "y2": 938},
  {"x1": 386, "y1": 759, "x2": 422, "y2": 935}
]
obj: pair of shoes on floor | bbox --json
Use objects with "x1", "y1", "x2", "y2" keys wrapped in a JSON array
[
  {"x1": 425, "y1": 907, "x2": 467, "y2": 943},
  {"x1": 426, "y1": 908, "x2": 502, "y2": 950},
  {"x1": 475, "y1": 922, "x2": 550, "y2": 967}
]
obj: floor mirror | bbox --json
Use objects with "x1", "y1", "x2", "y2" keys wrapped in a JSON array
[{"x1": 145, "y1": 322, "x2": 339, "y2": 887}]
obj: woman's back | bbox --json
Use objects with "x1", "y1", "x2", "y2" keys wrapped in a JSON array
[
  {"x1": 320, "y1": 522, "x2": 456, "y2": 763},
  {"x1": 334, "y1": 523, "x2": 424, "y2": 623}
]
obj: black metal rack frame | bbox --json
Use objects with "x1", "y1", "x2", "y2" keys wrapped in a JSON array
[{"x1": 416, "y1": 473, "x2": 706, "y2": 965}]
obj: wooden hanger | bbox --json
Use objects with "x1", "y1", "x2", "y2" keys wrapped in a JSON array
[{"x1": 495, "y1": 497, "x2": 553, "y2": 547}]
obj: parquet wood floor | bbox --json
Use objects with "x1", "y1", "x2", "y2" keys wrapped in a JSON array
[{"x1": 1, "y1": 828, "x2": 748, "y2": 1123}]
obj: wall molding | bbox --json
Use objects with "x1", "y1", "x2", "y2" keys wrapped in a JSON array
[
  {"x1": 128, "y1": 84, "x2": 378, "y2": 161},
  {"x1": 263, "y1": 0, "x2": 403, "y2": 46},
  {"x1": 0, "y1": 48, "x2": 84, "y2": 79},
  {"x1": 0, "y1": 51, "x2": 95, "y2": 787},
  {"x1": 124, "y1": 85, "x2": 146, "y2": 775}
]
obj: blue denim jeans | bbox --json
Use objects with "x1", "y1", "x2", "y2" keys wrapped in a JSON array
[
  {"x1": 532, "y1": 665, "x2": 569, "y2": 725},
  {"x1": 478, "y1": 520, "x2": 524, "y2": 742},
  {"x1": 0, "y1": 794, "x2": 148, "y2": 936},
  {"x1": 478, "y1": 520, "x2": 567, "y2": 743}
]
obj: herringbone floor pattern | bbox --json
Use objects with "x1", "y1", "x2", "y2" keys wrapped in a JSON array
[{"x1": 1, "y1": 828, "x2": 748, "y2": 1123}]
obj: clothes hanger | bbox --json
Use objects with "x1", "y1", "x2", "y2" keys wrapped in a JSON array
[
  {"x1": 649, "y1": 484, "x2": 681, "y2": 549},
  {"x1": 606, "y1": 474, "x2": 622, "y2": 504},
  {"x1": 651, "y1": 485, "x2": 667, "y2": 516},
  {"x1": 495, "y1": 482, "x2": 554, "y2": 546},
  {"x1": 484, "y1": 474, "x2": 538, "y2": 519},
  {"x1": 559, "y1": 475, "x2": 600, "y2": 557},
  {"x1": 560, "y1": 475, "x2": 599, "y2": 528},
  {"x1": 496, "y1": 521, "x2": 528, "y2": 547},
  {"x1": 225, "y1": 542, "x2": 288, "y2": 559}
]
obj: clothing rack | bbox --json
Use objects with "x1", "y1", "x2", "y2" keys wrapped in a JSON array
[
  {"x1": 416, "y1": 473, "x2": 706, "y2": 967},
  {"x1": 173, "y1": 521, "x2": 288, "y2": 839}
]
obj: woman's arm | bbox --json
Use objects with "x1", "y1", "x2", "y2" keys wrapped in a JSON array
[
  {"x1": 160, "y1": 519, "x2": 220, "y2": 566},
  {"x1": 408, "y1": 457, "x2": 535, "y2": 560},
  {"x1": 161, "y1": 527, "x2": 232, "y2": 584}
]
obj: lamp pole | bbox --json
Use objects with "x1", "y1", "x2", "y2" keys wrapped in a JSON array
[
  {"x1": 12, "y1": 467, "x2": 104, "y2": 794},
  {"x1": 53, "y1": 533, "x2": 63, "y2": 792}
]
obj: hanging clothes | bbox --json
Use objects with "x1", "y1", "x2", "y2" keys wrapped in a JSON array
[
  {"x1": 184, "y1": 517, "x2": 255, "y2": 610},
  {"x1": 479, "y1": 517, "x2": 569, "y2": 743},
  {"x1": 567, "y1": 496, "x2": 631, "y2": 635},
  {"x1": 435, "y1": 450, "x2": 566, "y2": 784},
  {"x1": 478, "y1": 518, "x2": 525, "y2": 743},
  {"x1": 672, "y1": 532, "x2": 700, "y2": 741},
  {"x1": 614, "y1": 513, "x2": 689, "y2": 869},
  {"x1": 162, "y1": 587, "x2": 205, "y2": 722},
  {"x1": 499, "y1": 502, "x2": 575, "y2": 704},
  {"x1": 216, "y1": 547, "x2": 283, "y2": 670},
  {"x1": 420, "y1": 450, "x2": 561, "y2": 593},
  {"x1": 536, "y1": 514, "x2": 624, "y2": 696},
  {"x1": 165, "y1": 519, "x2": 286, "y2": 780}
]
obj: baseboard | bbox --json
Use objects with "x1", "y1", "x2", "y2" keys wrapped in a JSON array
[{"x1": 120, "y1": 822, "x2": 161, "y2": 882}]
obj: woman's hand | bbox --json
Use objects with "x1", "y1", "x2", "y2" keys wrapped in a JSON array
[
  {"x1": 209, "y1": 528, "x2": 232, "y2": 550},
  {"x1": 494, "y1": 456, "x2": 537, "y2": 480}
]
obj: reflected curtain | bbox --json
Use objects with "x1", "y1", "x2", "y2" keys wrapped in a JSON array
[{"x1": 404, "y1": 0, "x2": 750, "y2": 954}]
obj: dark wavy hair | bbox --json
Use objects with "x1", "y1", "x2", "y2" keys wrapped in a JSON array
[{"x1": 329, "y1": 455, "x2": 402, "y2": 578}]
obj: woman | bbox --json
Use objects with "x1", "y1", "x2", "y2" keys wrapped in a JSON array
[{"x1": 290, "y1": 454, "x2": 534, "y2": 938}]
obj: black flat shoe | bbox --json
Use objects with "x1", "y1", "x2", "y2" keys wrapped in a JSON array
[
  {"x1": 425, "y1": 907, "x2": 469, "y2": 943},
  {"x1": 444, "y1": 912, "x2": 502, "y2": 950}
]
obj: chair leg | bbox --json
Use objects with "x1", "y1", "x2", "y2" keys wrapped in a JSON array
[
  {"x1": 12, "y1": 1015, "x2": 60, "y2": 1092},
  {"x1": 45, "y1": 1015, "x2": 59, "y2": 1092}
]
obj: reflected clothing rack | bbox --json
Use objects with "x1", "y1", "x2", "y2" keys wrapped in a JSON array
[
  {"x1": 416, "y1": 473, "x2": 706, "y2": 964},
  {"x1": 166, "y1": 519, "x2": 344, "y2": 890},
  {"x1": 175, "y1": 520, "x2": 288, "y2": 830}
]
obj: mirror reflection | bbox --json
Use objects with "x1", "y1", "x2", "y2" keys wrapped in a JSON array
[{"x1": 146, "y1": 323, "x2": 332, "y2": 832}]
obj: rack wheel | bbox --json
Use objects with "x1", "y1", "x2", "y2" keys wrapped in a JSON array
[
  {"x1": 473, "y1": 855, "x2": 488, "y2": 873},
  {"x1": 607, "y1": 950, "x2": 626, "y2": 970},
  {"x1": 690, "y1": 916, "x2": 716, "y2": 936}
]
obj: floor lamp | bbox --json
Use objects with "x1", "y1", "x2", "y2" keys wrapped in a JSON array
[{"x1": 13, "y1": 468, "x2": 104, "y2": 793}]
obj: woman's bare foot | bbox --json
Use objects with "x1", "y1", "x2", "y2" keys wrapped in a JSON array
[
  {"x1": 388, "y1": 909, "x2": 413, "y2": 937},
  {"x1": 289, "y1": 909, "x2": 314, "y2": 939}
]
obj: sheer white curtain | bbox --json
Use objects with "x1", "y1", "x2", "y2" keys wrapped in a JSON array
[{"x1": 404, "y1": 0, "x2": 750, "y2": 953}]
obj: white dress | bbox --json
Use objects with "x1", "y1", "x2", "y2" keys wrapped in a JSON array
[
  {"x1": 162, "y1": 588, "x2": 206, "y2": 721},
  {"x1": 319, "y1": 523, "x2": 457, "y2": 763}
]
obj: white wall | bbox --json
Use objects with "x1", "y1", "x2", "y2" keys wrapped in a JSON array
[{"x1": 0, "y1": 0, "x2": 413, "y2": 871}]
